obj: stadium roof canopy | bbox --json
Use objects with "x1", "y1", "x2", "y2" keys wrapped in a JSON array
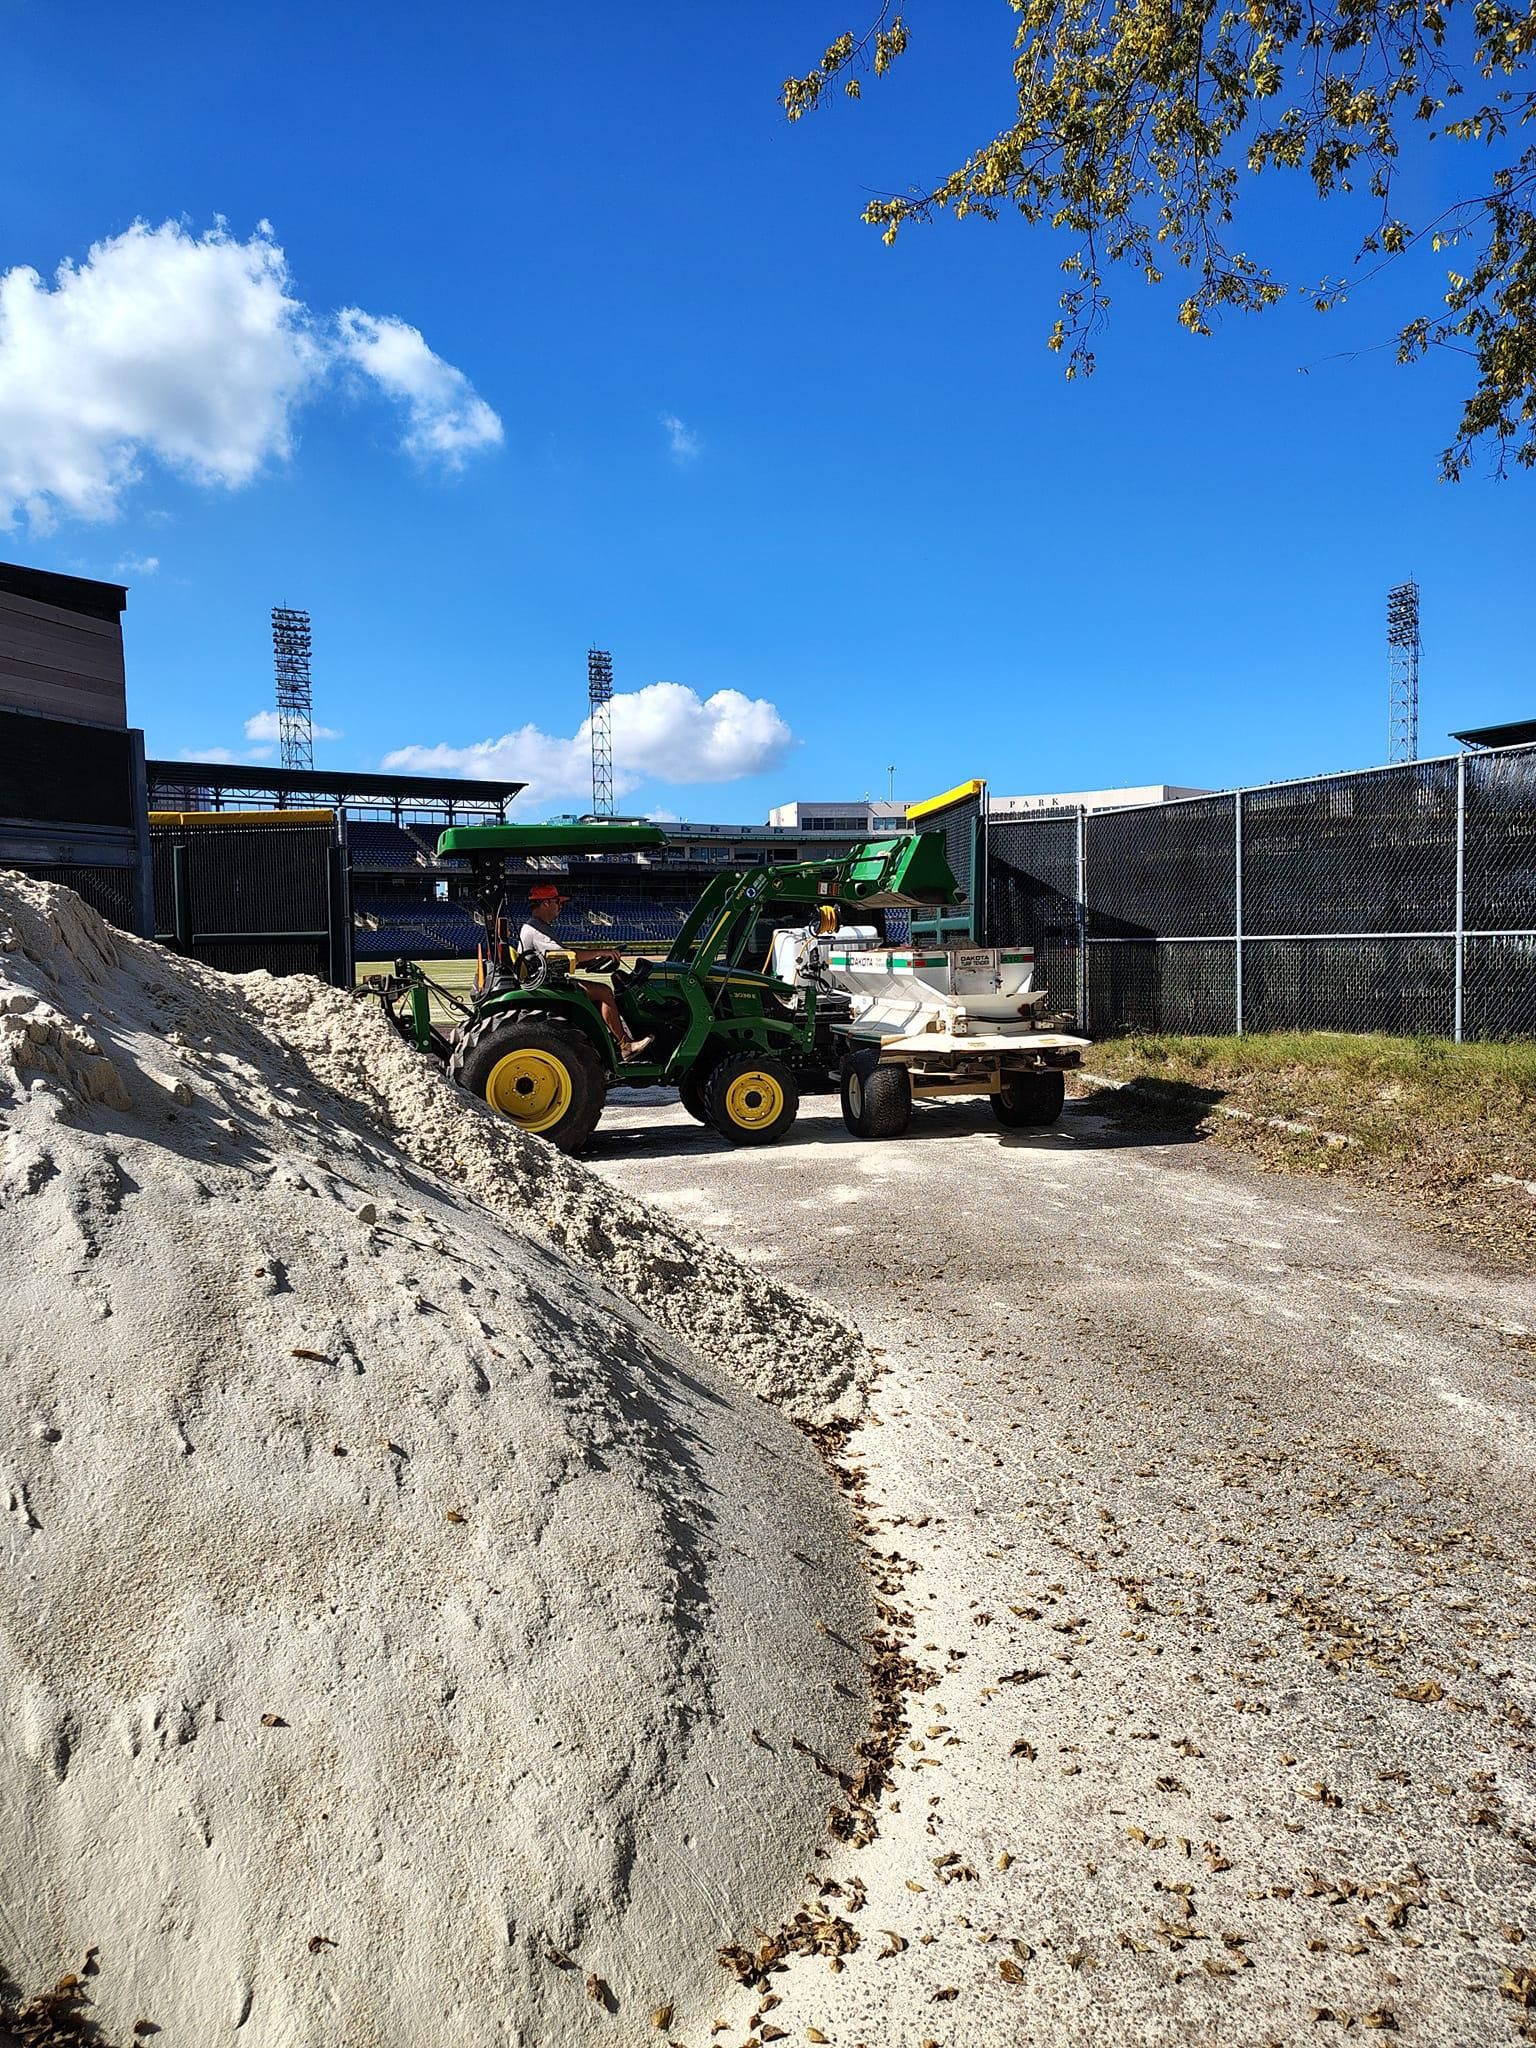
[
  {"x1": 146, "y1": 759, "x2": 524, "y2": 819},
  {"x1": 1451, "y1": 719, "x2": 1536, "y2": 751}
]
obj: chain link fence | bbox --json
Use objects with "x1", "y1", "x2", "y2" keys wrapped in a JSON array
[
  {"x1": 979, "y1": 743, "x2": 1536, "y2": 1040},
  {"x1": 987, "y1": 810, "x2": 1081, "y2": 1023},
  {"x1": 909, "y1": 786, "x2": 985, "y2": 946}
]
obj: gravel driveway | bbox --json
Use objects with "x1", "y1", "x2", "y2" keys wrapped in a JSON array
[{"x1": 585, "y1": 1090, "x2": 1536, "y2": 2048}]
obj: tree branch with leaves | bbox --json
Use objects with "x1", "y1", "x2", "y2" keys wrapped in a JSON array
[{"x1": 784, "y1": 2, "x2": 1536, "y2": 476}]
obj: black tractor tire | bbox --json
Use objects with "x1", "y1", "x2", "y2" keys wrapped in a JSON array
[
  {"x1": 840, "y1": 1049, "x2": 913, "y2": 1139},
  {"x1": 991, "y1": 1067, "x2": 1066, "y2": 1129},
  {"x1": 450, "y1": 1011, "x2": 607, "y2": 1154},
  {"x1": 703, "y1": 1051, "x2": 799, "y2": 1146},
  {"x1": 677, "y1": 1066, "x2": 711, "y2": 1123}
]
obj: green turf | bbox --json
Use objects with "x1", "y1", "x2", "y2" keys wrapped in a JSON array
[{"x1": 356, "y1": 957, "x2": 478, "y2": 1025}]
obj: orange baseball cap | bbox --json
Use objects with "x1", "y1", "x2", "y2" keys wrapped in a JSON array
[{"x1": 528, "y1": 882, "x2": 564, "y2": 903}]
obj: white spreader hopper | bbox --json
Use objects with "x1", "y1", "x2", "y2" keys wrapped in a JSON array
[{"x1": 813, "y1": 941, "x2": 1090, "y2": 1136}]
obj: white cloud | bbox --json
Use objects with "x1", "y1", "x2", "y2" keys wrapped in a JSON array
[
  {"x1": 181, "y1": 744, "x2": 277, "y2": 765},
  {"x1": 660, "y1": 412, "x2": 700, "y2": 462},
  {"x1": 336, "y1": 310, "x2": 503, "y2": 465},
  {"x1": 382, "y1": 681, "x2": 795, "y2": 811},
  {"x1": 113, "y1": 553, "x2": 159, "y2": 576},
  {"x1": 243, "y1": 709, "x2": 341, "y2": 744},
  {"x1": 0, "y1": 219, "x2": 502, "y2": 529}
]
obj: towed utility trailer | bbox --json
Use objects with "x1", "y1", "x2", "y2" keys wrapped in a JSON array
[
  {"x1": 373, "y1": 821, "x2": 1087, "y2": 1153},
  {"x1": 816, "y1": 941, "x2": 1089, "y2": 1139}
]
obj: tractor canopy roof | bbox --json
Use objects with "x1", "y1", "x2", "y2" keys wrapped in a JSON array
[{"x1": 435, "y1": 821, "x2": 669, "y2": 858}]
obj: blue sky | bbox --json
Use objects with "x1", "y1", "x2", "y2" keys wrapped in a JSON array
[{"x1": 3, "y1": 1, "x2": 1530, "y2": 819}]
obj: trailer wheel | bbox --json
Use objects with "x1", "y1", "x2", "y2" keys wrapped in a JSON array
[
  {"x1": 451, "y1": 1013, "x2": 607, "y2": 1153},
  {"x1": 991, "y1": 1068, "x2": 1066, "y2": 1129},
  {"x1": 704, "y1": 1052, "x2": 799, "y2": 1146},
  {"x1": 840, "y1": 1049, "x2": 912, "y2": 1139}
]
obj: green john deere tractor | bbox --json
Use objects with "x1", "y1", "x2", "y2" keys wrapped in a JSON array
[{"x1": 374, "y1": 820, "x2": 960, "y2": 1153}]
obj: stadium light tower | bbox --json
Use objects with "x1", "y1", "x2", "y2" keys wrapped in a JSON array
[
  {"x1": 271, "y1": 606, "x2": 315, "y2": 772},
  {"x1": 1386, "y1": 580, "x2": 1420, "y2": 765},
  {"x1": 587, "y1": 646, "x2": 615, "y2": 816}
]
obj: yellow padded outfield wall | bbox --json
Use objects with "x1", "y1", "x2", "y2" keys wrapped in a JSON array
[
  {"x1": 905, "y1": 778, "x2": 984, "y2": 824},
  {"x1": 148, "y1": 809, "x2": 335, "y2": 828}
]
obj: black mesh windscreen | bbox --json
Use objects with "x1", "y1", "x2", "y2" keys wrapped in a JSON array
[
  {"x1": 1084, "y1": 797, "x2": 1237, "y2": 938},
  {"x1": 7, "y1": 862, "x2": 136, "y2": 930},
  {"x1": 151, "y1": 823, "x2": 339, "y2": 979},
  {"x1": 0, "y1": 709, "x2": 136, "y2": 828},
  {"x1": 1241, "y1": 938, "x2": 1454, "y2": 1035},
  {"x1": 987, "y1": 812, "x2": 1080, "y2": 1021},
  {"x1": 932, "y1": 752, "x2": 1536, "y2": 1040},
  {"x1": 1462, "y1": 934, "x2": 1536, "y2": 1039},
  {"x1": 1464, "y1": 749, "x2": 1536, "y2": 933},
  {"x1": 1241, "y1": 760, "x2": 1458, "y2": 936},
  {"x1": 1088, "y1": 941, "x2": 1237, "y2": 1035},
  {"x1": 924, "y1": 794, "x2": 980, "y2": 907},
  {"x1": 190, "y1": 938, "x2": 330, "y2": 977}
]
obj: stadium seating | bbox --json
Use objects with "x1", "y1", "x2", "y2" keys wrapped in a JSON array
[
  {"x1": 353, "y1": 896, "x2": 482, "y2": 961},
  {"x1": 552, "y1": 892, "x2": 691, "y2": 945},
  {"x1": 348, "y1": 822, "x2": 432, "y2": 872}
]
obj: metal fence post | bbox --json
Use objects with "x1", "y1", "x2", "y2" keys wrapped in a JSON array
[
  {"x1": 1234, "y1": 789, "x2": 1245, "y2": 1035},
  {"x1": 1454, "y1": 752, "x2": 1466, "y2": 1042},
  {"x1": 1075, "y1": 806, "x2": 1088, "y2": 1033},
  {"x1": 171, "y1": 841, "x2": 193, "y2": 954},
  {"x1": 971, "y1": 791, "x2": 988, "y2": 946},
  {"x1": 126, "y1": 727, "x2": 156, "y2": 940}
]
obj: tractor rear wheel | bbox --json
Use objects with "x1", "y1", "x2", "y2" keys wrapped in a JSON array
[
  {"x1": 991, "y1": 1068, "x2": 1066, "y2": 1129},
  {"x1": 840, "y1": 1049, "x2": 912, "y2": 1139},
  {"x1": 450, "y1": 1012, "x2": 607, "y2": 1153},
  {"x1": 704, "y1": 1052, "x2": 799, "y2": 1146}
]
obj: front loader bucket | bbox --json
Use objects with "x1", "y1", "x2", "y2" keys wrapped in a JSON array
[{"x1": 842, "y1": 833, "x2": 963, "y2": 910}]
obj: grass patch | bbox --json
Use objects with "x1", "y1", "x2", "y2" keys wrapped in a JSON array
[
  {"x1": 356, "y1": 955, "x2": 478, "y2": 1027},
  {"x1": 1079, "y1": 1031, "x2": 1536, "y2": 1263}
]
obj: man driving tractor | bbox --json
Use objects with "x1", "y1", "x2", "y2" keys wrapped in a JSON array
[{"x1": 518, "y1": 882, "x2": 653, "y2": 1060}]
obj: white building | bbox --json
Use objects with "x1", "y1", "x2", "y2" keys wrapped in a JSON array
[
  {"x1": 990, "y1": 784, "x2": 1209, "y2": 816},
  {"x1": 766, "y1": 799, "x2": 909, "y2": 833},
  {"x1": 771, "y1": 787, "x2": 1208, "y2": 828}
]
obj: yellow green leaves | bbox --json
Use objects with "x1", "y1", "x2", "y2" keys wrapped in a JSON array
[
  {"x1": 782, "y1": 15, "x2": 907, "y2": 121},
  {"x1": 786, "y1": 1, "x2": 1536, "y2": 474}
]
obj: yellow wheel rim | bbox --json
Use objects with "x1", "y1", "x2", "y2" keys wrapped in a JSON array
[
  {"x1": 485, "y1": 1047, "x2": 574, "y2": 1133},
  {"x1": 722, "y1": 1069, "x2": 783, "y2": 1131}
]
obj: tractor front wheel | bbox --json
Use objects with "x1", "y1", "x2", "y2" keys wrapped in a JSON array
[
  {"x1": 704, "y1": 1052, "x2": 799, "y2": 1146},
  {"x1": 677, "y1": 1066, "x2": 712, "y2": 1124},
  {"x1": 451, "y1": 1014, "x2": 607, "y2": 1153}
]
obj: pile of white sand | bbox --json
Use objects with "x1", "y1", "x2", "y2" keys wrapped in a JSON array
[
  {"x1": 0, "y1": 876, "x2": 872, "y2": 2047},
  {"x1": 244, "y1": 971, "x2": 871, "y2": 1427}
]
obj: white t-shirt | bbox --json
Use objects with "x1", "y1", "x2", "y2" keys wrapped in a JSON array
[{"x1": 518, "y1": 917, "x2": 563, "y2": 957}]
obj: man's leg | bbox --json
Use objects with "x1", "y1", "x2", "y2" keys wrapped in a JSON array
[{"x1": 579, "y1": 980, "x2": 649, "y2": 1057}]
